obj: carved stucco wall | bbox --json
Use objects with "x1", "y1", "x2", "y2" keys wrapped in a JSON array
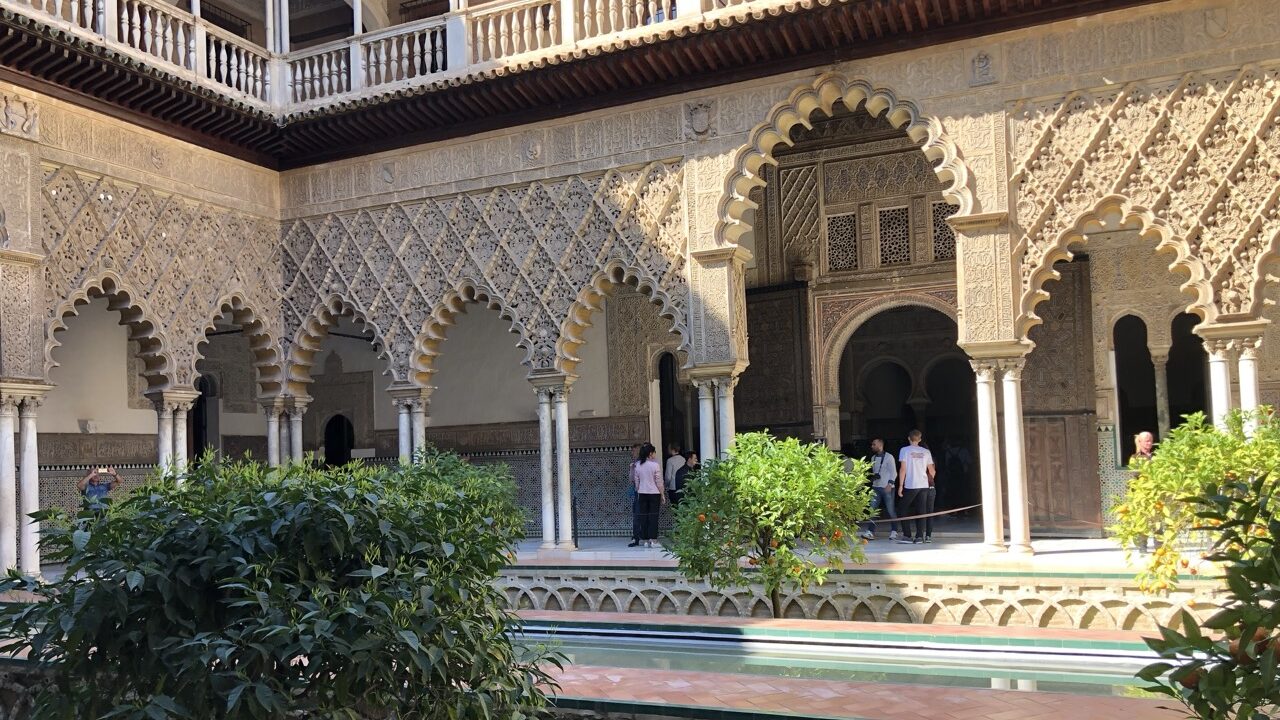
[
  {"x1": 604, "y1": 285, "x2": 682, "y2": 419},
  {"x1": 280, "y1": 161, "x2": 688, "y2": 389}
]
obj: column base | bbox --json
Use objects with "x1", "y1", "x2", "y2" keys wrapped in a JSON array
[
  {"x1": 1007, "y1": 543, "x2": 1035, "y2": 555},
  {"x1": 556, "y1": 541, "x2": 577, "y2": 551},
  {"x1": 984, "y1": 542, "x2": 1008, "y2": 554},
  {"x1": 539, "y1": 540, "x2": 556, "y2": 550}
]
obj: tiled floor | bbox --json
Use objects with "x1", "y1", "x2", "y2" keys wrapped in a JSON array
[{"x1": 550, "y1": 664, "x2": 1185, "y2": 720}]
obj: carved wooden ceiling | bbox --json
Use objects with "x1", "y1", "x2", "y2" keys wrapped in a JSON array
[{"x1": 0, "y1": 0, "x2": 1161, "y2": 169}]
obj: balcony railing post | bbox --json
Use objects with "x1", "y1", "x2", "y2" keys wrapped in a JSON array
[
  {"x1": 445, "y1": 0, "x2": 469, "y2": 69},
  {"x1": 100, "y1": 0, "x2": 119, "y2": 40},
  {"x1": 674, "y1": 0, "x2": 699, "y2": 21},
  {"x1": 193, "y1": 22, "x2": 207, "y2": 75},
  {"x1": 558, "y1": 0, "x2": 575, "y2": 44},
  {"x1": 271, "y1": 56, "x2": 290, "y2": 108},
  {"x1": 348, "y1": 39, "x2": 363, "y2": 91}
]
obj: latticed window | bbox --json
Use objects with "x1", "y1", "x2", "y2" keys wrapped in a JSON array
[
  {"x1": 877, "y1": 206, "x2": 911, "y2": 266},
  {"x1": 826, "y1": 212, "x2": 858, "y2": 271},
  {"x1": 932, "y1": 202, "x2": 959, "y2": 261}
]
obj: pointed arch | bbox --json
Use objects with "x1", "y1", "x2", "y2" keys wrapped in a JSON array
[
  {"x1": 45, "y1": 273, "x2": 174, "y2": 391},
  {"x1": 287, "y1": 294, "x2": 395, "y2": 394},
  {"x1": 1018, "y1": 196, "x2": 1214, "y2": 340},
  {"x1": 717, "y1": 72, "x2": 977, "y2": 249},
  {"x1": 411, "y1": 279, "x2": 534, "y2": 387},
  {"x1": 191, "y1": 293, "x2": 286, "y2": 397},
  {"x1": 557, "y1": 260, "x2": 690, "y2": 375}
]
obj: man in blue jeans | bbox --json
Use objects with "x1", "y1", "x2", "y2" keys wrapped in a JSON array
[{"x1": 858, "y1": 438, "x2": 898, "y2": 541}]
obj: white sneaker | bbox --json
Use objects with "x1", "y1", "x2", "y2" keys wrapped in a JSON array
[
  {"x1": 889, "y1": 531, "x2": 899, "y2": 541},
  {"x1": 859, "y1": 530, "x2": 874, "y2": 540}
]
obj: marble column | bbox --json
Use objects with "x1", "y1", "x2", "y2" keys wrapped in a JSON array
[
  {"x1": 1151, "y1": 351, "x2": 1171, "y2": 439},
  {"x1": 713, "y1": 376, "x2": 737, "y2": 458},
  {"x1": 535, "y1": 386, "x2": 556, "y2": 548},
  {"x1": 288, "y1": 404, "x2": 305, "y2": 462},
  {"x1": 264, "y1": 402, "x2": 281, "y2": 467},
  {"x1": 821, "y1": 403, "x2": 841, "y2": 451},
  {"x1": 999, "y1": 359, "x2": 1032, "y2": 555},
  {"x1": 396, "y1": 399, "x2": 412, "y2": 464},
  {"x1": 155, "y1": 401, "x2": 174, "y2": 471},
  {"x1": 971, "y1": 360, "x2": 1005, "y2": 551},
  {"x1": 18, "y1": 396, "x2": 41, "y2": 576},
  {"x1": 173, "y1": 402, "x2": 191, "y2": 471},
  {"x1": 1235, "y1": 336, "x2": 1261, "y2": 434},
  {"x1": 695, "y1": 379, "x2": 716, "y2": 465},
  {"x1": 1205, "y1": 339, "x2": 1233, "y2": 428},
  {"x1": 553, "y1": 384, "x2": 574, "y2": 549},
  {"x1": 278, "y1": 413, "x2": 291, "y2": 464},
  {"x1": 0, "y1": 398, "x2": 17, "y2": 571},
  {"x1": 410, "y1": 393, "x2": 428, "y2": 461}
]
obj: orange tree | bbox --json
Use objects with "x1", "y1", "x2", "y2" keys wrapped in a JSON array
[
  {"x1": 1111, "y1": 410, "x2": 1278, "y2": 592},
  {"x1": 669, "y1": 432, "x2": 874, "y2": 618}
]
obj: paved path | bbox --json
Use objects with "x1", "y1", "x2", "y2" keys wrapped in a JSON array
[{"x1": 551, "y1": 664, "x2": 1185, "y2": 720}]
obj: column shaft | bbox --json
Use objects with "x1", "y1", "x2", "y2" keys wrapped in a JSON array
[
  {"x1": 156, "y1": 404, "x2": 174, "y2": 470},
  {"x1": 1000, "y1": 360, "x2": 1032, "y2": 554},
  {"x1": 173, "y1": 405, "x2": 189, "y2": 472},
  {"x1": 265, "y1": 407, "x2": 280, "y2": 467},
  {"x1": 554, "y1": 386, "x2": 574, "y2": 549},
  {"x1": 410, "y1": 399, "x2": 427, "y2": 461},
  {"x1": 714, "y1": 377, "x2": 737, "y2": 458},
  {"x1": 696, "y1": 380, "x2": 715, "y2": 464},
  {"x1": 18, "y1": 399, "x2": 39, "y2": 575},
  {"x1": 0, "y1": 400, "x2": 16, "y2": 570},
  {"x1": 972, "y1": 361, "x2": 1005, "y2": 551},
  {"x1": 279, "y1": 415, "x2": 291, "y2": 463},
  {"x1": 1236, "y1": 337, "x2": 1261, "y2": 434},
  {"x1": 1152, "y1": 354, "x2": 1171, "y2": 439},
  {"x1": 289, "y1": 408, "x2": 304, "y2": 462},
  {"x1": 396, "y1": 401, "x2": 412, "y2": 464},
  {"x1": 536, "y1": 388, "x2": 555, "y2": 548},
  {"x1": 1206, "y1": 340, "x2": 1233, "y2": 428}
]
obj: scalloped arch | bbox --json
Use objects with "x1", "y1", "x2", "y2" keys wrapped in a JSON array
[
  {"x1": 411, "y1": 279, "x2": 534, "y2": 387},
  {"x1": 1017, "y1": 195, "x2": 1215, "y2": 340},
  {"x1": 45, "y1": 273, "x2": 174, "y2": 392},
  {"x1": 556, "y1": 260, "x2": 689, "y2": 375},
  {"x1": 717, "y1": 72, "x2": 976, "y2": 248},
  {"x1": 820, "y1": 293, "x2": 957, "y2": 406},
  {"x1": 286, "y1": 294, "x2": 395, "y2": 394},
  {"x1": 191, "y1": 293, "x2": 286, "y2": 397}
]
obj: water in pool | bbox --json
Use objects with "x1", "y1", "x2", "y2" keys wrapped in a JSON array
[{"x1": 520, "y1": 635, "x2": 1157, "y2": 698}]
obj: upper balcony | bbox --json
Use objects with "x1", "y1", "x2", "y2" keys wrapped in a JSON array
[{"x1": 0, "y1": 0, "x2": 1147, "y2": 166}]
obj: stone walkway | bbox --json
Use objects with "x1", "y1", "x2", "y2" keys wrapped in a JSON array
[{"x1": 551, "y1": 665, "x2": 1184, "y2": 719}]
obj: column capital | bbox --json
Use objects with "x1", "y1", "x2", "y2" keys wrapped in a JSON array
[
  {"x1": 1202, "y1": 337, "x2": 1234, "y2": 357},
  {"x1": 969, "y1": 358, "x2": 1000, "y2": 378},
  {"x1": 0, "y1": 382, "x2": 52, "y2": 409},
  {"x1": 995, "y1": 357, "x2": 1026, "y2": 378},
  {"x1": 148, "y1": 388, "x2": 200, "y2": 413},
  {"x1": 528, "y1": 371, "x2": 575, "y2": 393},
  {"x1": 259, "y1": 396, "x2": 285, "y2": 415},
  {"x1": 1230, "y1": 335, "x2": 1263, "y2": 359}
]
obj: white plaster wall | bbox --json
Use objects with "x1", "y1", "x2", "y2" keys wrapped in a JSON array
[
  {"x1": 42, "y1": 299, "x2": 156, "y2": 434},
  {"x1": 430, "y1": 304, "x2": 610, "y2": 426},
  {"x1": 218, "y1": 407, "x2": 266, "y2": 435}
]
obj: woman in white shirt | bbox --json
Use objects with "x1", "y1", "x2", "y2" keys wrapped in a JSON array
[{"x1": 633, "y1": 443, "x2": 667, "y2": 548}]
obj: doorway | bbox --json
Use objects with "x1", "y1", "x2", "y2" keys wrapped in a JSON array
[{"x1": 324, "y1": 414, "x2": 355, "y2": 466}]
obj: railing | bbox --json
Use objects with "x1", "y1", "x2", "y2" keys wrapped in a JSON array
[
  {"x1": 361, "y1": 17, "x2": 447, "y2": 88},
  {"x1": 205, "y1": 23, "x2": 270, "y2": 100},
  {"x1": 288, "y1": 41, "x2": 351, "y2": 103},
  {"x1": 1, "y1": 0, "x2": 762, "y2": 114},
  {"x1": 470, "y1": 0, "x2": 558, "y2": 63}
]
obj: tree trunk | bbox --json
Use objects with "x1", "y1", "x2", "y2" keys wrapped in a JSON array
[{"x1": 770, "y1": 586, "x2": 784, "y2": 618}]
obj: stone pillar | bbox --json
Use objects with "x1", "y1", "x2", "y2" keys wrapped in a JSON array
[
  {"x1": 172, "y1": 402, "x2": 191, "y2": 469},
  {"x1": 971, "y1": 360, "x2": 1005, "y2": 551},
  {"x1": 1204, "y1": 339, "x2": 1233, "y2": 428},
  {"x1": 18, "y1": 395, "x2": 42, "y2": 575},
  {"x1": 1151, "y1": 351, "x2": 1171, "y2": 439},
  {"x1": 553, "y1": 384, "x2": 574, "y2": 549},
  {"x1": 821, "y1": 403, "x2": 841, "y2": 451},
  {"x1": 1235, "y1": 336, "x2": 1262, "y2": 434},
  {"x1": 278, "y1": 413, "x2": 291, "y2": 464},
  {"x1": 410, "y1": 392, "x2": 429, "y2": 460},
  {"x1": 288, "y1": 402, "x2": 306, "y2": 462},
  {"x1": 535, "y1": 385, "x2": 556, "y2": 548},
  {"x1": 264, "y1": 401, "x2": 281, "y2": 467},
  {"x1": 695, "y1": 379, "x2": 716, "y2": 464},
  {"x1": 714, "y1": 376, "x2": 737, "y2": 458},
  {"x1": 395, "y1": 399, "x2": 412, "y2": 464},
  {"x1": 0, "y1": 397, "x2": 16, "y2": 571},
  {"x1": 155, "y1": 402, "x2": 174, "y2": 470},
  {"x1": 999, "y1": 359, "x2": 1032, "y2": 555}
]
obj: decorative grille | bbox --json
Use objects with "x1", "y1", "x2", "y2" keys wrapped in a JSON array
[
  {"x1": 877, "y1": 206, "x2": 911, "y2": 266},
  {"x1": 932, "y1": 202, "x2": 959, "y2": 261},
  {"x1": 826, "y1": 212, "x2": 858, "y2": 271}
]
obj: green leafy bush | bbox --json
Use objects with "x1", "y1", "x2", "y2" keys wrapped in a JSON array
[
  {"x1": 1138, "y1": 469, "x2": 1279, "y2": 719},
  {"x1": 0, "y1": 450, "x2": 557, "y2": 719},
  {"x1": 669, "y1": 432, "x2": 874, "y2": 618},
  {"x1": 1110, "y1": 410, "x2": 1279, "y2": 591}
]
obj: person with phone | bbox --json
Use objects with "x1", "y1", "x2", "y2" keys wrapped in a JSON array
[{"x1": 77, "y1": 466, "x2": 121, "y2": 503}]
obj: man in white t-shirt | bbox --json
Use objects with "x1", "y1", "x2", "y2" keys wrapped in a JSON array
[{"x1": 896, "y1": 430, "x2": 935, "y2": 545}]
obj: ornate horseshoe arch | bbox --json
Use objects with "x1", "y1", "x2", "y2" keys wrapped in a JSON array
[
  {"x1": 189, "y1": 293, "x2": 286, "y2": 396},
  {"x1": 411, "y1": 279, "x2": 534, "y2": 388},
  {"x1": 286, "y1": 294, "x2": 395, "y2": 396}
]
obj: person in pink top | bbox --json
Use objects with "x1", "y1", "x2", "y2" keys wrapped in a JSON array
[{"x1": 633, "y1": 443, "x2": 667, "y2": 548}]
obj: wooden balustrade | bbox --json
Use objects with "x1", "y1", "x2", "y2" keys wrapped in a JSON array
[{"x1": 361, "y1": 18, "x2": 447, "y2": 87}]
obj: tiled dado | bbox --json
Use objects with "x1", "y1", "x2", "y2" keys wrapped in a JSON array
[{"x1": 498, "y1": 567, "x2": 1224, "y2": 632}]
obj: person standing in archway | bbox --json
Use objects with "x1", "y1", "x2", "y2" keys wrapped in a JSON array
[
  {"x1": 897, "y1": 430, "x2": 935, "y2": 545},
  {"x1": 859, "y1": 438, "x2": 898, "y2": 541},
  {"x1": 664, "y1": 442, "x2": 684, "y2": 505},
  {"x1": 633, "y1": 443, "x2": 666, "y2": 549}
]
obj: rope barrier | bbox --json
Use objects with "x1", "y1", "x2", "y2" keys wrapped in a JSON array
[{"x1": 869, "y1": 502, "x2": 982, "y2": 524}]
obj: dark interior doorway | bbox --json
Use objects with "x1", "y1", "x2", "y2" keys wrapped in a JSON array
[
  {"x1": 1113, "y1": 315, "x2": 1156, "y2": 458},
  {"x1": 190, "y1": 375, "x2": 219, "y2": 461},
  {"x1": 1167, "y1": 312, "x2": 1208, "y2": 429},
  {"x1": 324, "y1": 414, "x2": 355, "y2": 466}
]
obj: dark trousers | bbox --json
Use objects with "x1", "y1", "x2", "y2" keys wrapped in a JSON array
[
  {"x1": 637, "y1": 493, "x2": 661, "y2": 540},
  {"x1": 899, "y1": 488, "x2": 926, "y2": 539},
  {"x1": 631, "y1": 494, "x2": 641, "y2": 541},
  {"x1": 667, "y1": 489, "x2": 683, "y2": 507},
  {"x1": 923, "y1": 487, "x2": 936, "y2": 537}
]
